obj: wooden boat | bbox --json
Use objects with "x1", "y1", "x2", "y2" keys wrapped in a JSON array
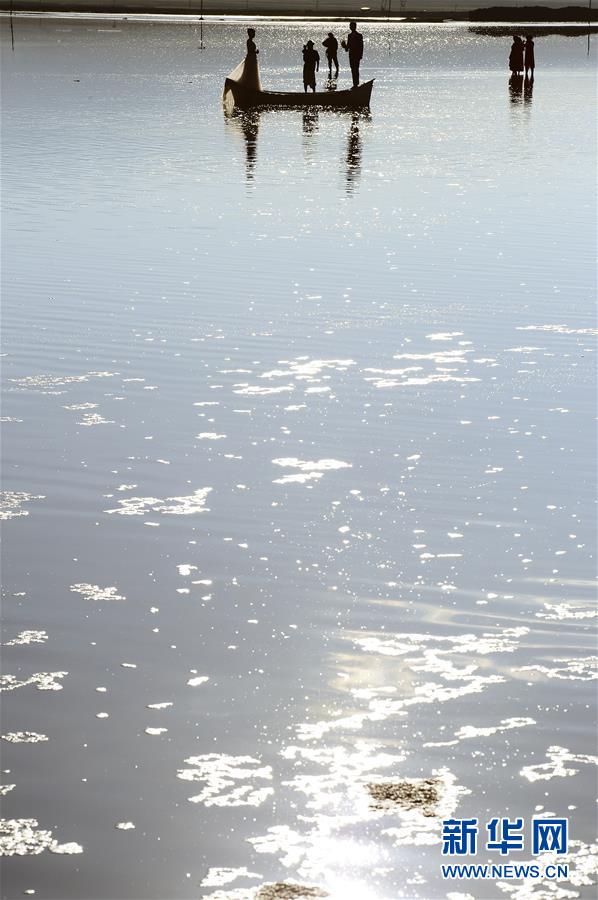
[{"x1": 224, "y1": 78, "x2": 374, "y2": 111}]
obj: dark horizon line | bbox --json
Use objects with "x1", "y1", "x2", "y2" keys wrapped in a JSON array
[{"x1": 2, "y1": 2, "x2": 597, "y2": 19}]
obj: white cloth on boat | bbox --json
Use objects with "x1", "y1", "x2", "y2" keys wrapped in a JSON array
[{"x1": 223, "y1": 54, "x2": 262, "y2": 100}]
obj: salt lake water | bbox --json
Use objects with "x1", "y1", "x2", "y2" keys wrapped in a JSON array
[{"x1": 1, "y1": 16, "x2": 596, "y2": 900}]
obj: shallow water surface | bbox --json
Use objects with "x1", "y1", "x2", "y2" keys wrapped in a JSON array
[{"x1": 1, "y1": 16, "x2": 596, "y2": 900}]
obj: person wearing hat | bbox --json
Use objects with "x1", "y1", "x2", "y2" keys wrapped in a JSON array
[
  {"x1": 322, "y1": 31, "x2": 339, "y2": 79},
  {"x1": 302, "y1": 40, "x2": 320, "y2": 93}
]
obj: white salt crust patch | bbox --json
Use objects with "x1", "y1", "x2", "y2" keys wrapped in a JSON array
[
  {"x1": 535, "y1": 603, "x2": 597, "y2": 621},
  {"x1": 70, "y1": 583, "x2": 125, "y2": 602},
  {"x1": 517, "y1": 324, "x2": 598, "y2": 335},
  {"x1": 0, "y1": 673, "x2": 67, "y2": 692},
  {"x1": 272, "y1": 458, "x2": 351, "y2": 485},
  {"x1": 495, "y1": 840, "x2": 597, "y2": 899},
  {"x1": 517, "y1": 657, "x2": 597, "y2": 682},
  {"x1": 4, "y1": 631, "x2": 48, "y2": 646},
  {"x1": 0, "y1": 819, "x2": 83, "y2": 856},
  {"x1": 520, "y1": 746, "x2": 598, "y2": 782},
  {"x1": 424, "y1": 717, "x2": 536, "y2": 748},
  {"x1": 187, "y1": 676, "x2": 209, "y2": 687},
  {"x1": 105, "y1": 487, "x2": 211, "y2": 517},
  {"x1": 201, "y1": 867, "x2": 262, "y2": 887},
  {"x1": 1, "y1": 733, "x2": 48, "y2": 744},
  {"x1": 63, "y1": 402, "x2": 97, "y2": 410},
  {"x1": 10, "y1": 371, "x2": 116, "y2": 391},
  {"x1": 0, "y1": 492, "x2": 45, "y2": 521},
  {"x1": 77, "y1": 413, "x2": 115, "y2": 426},
  {"x1": 297, "y1": 626, "x2": 527, "y2": 741},
  {"x1": 177, "y1": 754, "x2": 274, "y2": 807}
]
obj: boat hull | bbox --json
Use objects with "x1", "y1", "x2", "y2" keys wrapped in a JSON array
[{"x1": 224, "y1": 79, "x2": 374, "y2": 110}]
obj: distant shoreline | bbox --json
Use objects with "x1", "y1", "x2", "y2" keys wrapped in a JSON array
[{"x1": 1, "y1": 4, "x2": 597, "y2": 23}]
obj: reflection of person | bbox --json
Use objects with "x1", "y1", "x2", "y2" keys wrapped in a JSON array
[
  {"x1": 342, "y1": 21, "x2": 363, "y2": 88},
  {"x1": 509, "y1": 73, "x2": 524, "y2": 103},
  {"x1": 524, "y1": 36, "x2": 535, "y2": 78},
  {"x1": 322, "y1": 32, "x2": 339, "y2": 78},
  {"x1": 345, "y1": 111, "x2": 362, "y2": 192},
  {"x1": 302, "y1": 107, "x2": 319, "y2": 136},
  {"x1": 509, "y1": 35, "x2": 524, "y2": 75},
  {"x1": 302, "y1": 40, "x2": 320, "y2": 93},
  {"x1": 240, "y1": 111, "x2": 259, "y2": 181}
]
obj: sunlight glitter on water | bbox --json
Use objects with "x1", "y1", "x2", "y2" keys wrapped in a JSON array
[{"x1": 1, "y1": 14, "x2": 596, "y2": 900}]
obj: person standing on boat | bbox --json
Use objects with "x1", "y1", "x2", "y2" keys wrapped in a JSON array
[
  {"x1": 302, "y1": 40, "x2": 320, "y2": 93},
  {"x1": 246, "y1": 27, "x2": 258, "y2": 58},
  {"x1": 230, "y1": 27, "x2": 261, "y2": 92},
  {"x1": 223, "y1": 27, "x2": 261, "y2": 101},
  {"x1": 342, "y1": 21, "x2": 363, "y2": 89},
  {"x1": 322, "y1": 31, "x2": 339, "y2": 79},
  {"x1": 524, "y1": 35, "x2": 535, "y2": 78}
]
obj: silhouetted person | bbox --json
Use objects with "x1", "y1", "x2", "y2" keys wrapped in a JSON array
[
  {"x1": 509, "y1": 35, "x2": 524, "y2": 76},
  {"x1": 342, "y1": 21, "x2": 363, "y2": 88},
  {"x1": 322, "y1": 32, "x2": 339, "y2": 78},
  {"x1": 302, "y1": 40, "x2": 320, "y2": 93},
  {"x1": 223, "y1": 28, "x2": 262, "y2": 99},
  {"x1": 246, "y1": 27, "x2": 258, "y2": 58},
  {"x1": 524, "y1": 35, "x2": 535, "y2": 78},
  {"x1": 238, "y1": 27, "x2": 260, "y2": 91}
]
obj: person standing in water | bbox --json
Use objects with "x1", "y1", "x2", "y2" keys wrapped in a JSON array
[
  {"x1": 302, "y1": 40, "x2": 320, "y2": 93},
  {"x1": 322, "y1": 31, "x2": 339, "y2": 78},
  {"x1": 342, "y1": 21, "x2": 363, "y2": 88},
  {"x1": 509, "y1": 35, "x2": 524, "y2": 76},
  {"x1": 524, "y1": 35, "x2": 535, "y2": 78}
]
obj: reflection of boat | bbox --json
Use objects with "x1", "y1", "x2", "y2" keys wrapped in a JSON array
[
  {"x1": 223, "y1": 102, "x2": 370, "y2": 189},
  {"x1": 224, "y1": 78, "x2": 374, "y2": 110}
]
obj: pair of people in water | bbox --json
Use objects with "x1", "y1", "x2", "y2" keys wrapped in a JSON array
[
  {"x1": 509, "y1": 35, "x2": 535, "y2": 78},
  {"x1": 303, "y1": 22, "x2": 364, "y2": 91}
]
